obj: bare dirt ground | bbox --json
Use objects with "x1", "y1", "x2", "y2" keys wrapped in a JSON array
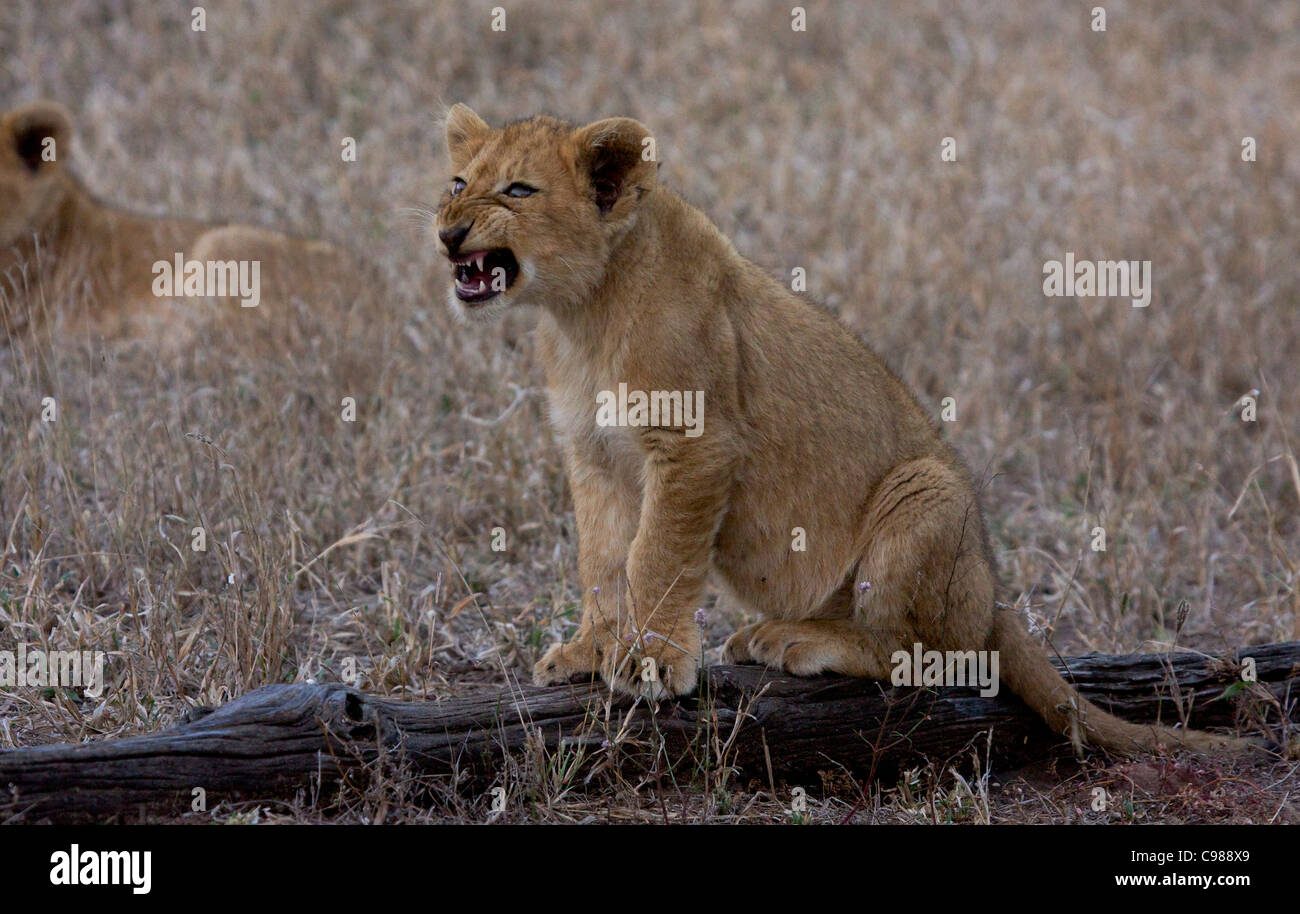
[{"x1": 1, "y1": 0, "x2": 1298, "y2": 823}]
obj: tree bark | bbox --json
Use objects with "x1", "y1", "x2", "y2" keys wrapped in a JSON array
[{"x1": 2, "y1": 642, "x2": 1296, "y2": 822}]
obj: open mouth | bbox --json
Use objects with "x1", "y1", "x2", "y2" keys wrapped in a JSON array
[{"x1": 450, "y1": 248, "x2": 519, "y2": 304}]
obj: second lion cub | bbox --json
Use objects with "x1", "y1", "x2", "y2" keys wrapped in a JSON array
[
  {"x1": 0, "y1": 101, "x2": 341, "y2": 340},
  {"x1": 434, "y1": 104, "x2": 1242, "y2": 757}
]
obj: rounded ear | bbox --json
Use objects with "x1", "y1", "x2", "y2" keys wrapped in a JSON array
[
  {"x1": 7, "y1": 101, "x2": 73, "y2": 173},
  {"x1": 572, "y1": 117, "x2": 658, "y2": 217},
  {"x1": 444, "y1": 103, "x2": 489, "y2": 170}
]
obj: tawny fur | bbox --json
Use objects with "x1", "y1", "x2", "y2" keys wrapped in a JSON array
[
  {"x1": 0, "y1": 100, "x2": 338, "y2": 340},
  {"x1": 434, "y1": 104, "x2": 1248, "y2": 757}
]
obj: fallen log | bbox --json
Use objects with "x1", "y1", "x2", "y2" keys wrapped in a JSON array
[{"x1": 2, "y1": 642, "x2": 1296, "y2": 821}]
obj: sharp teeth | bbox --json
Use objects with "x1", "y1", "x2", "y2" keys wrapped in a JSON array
[
  {"x1": 476, "y1": 279, "x2": 486, "y2": 293},
  {"x1": 474, "y1": 253, "x2": 486, "y2": 272}
]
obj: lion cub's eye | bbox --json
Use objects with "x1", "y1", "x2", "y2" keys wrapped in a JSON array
[
  {"x1": 449, "y1": 177, "x2": 467, "y2": 196},
  {"x1": 503, "y1": 182, "x2": 537, "y2": 198}
]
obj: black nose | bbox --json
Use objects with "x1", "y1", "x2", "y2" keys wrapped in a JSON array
[{"x1": 439, "y1": 223, "x2": 470, "y2": 256}]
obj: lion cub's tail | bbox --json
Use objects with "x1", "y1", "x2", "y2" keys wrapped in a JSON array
[{"x1": 991, "y1": 609, "x2": 1249, "y2": 756}]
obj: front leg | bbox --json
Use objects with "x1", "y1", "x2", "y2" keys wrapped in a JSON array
[
  {"x1": 534, "y1": 452, "x2": 640, "y2": 686},
  {"x1": 601, "y1": 429, "x2": 736, "y2": 699}
]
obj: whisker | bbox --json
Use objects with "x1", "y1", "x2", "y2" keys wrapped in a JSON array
[{"x1": 397, "y1": 205, "x2": 439, "y2": 227}]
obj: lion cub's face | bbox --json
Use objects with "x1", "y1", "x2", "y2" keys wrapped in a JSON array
[
  {"x1": 0, "y1": 102, "x2": 73, "y2": 249},
  {"x1": 434, "y1": 104, "x2": 657, "y2": 321}
]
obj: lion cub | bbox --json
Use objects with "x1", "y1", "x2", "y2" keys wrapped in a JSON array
[
  {"x1": 0, "y1": 101, "x2": 338, "y2": 339},
  {"x1": 434, "y1": 104, "x2": 1244, "y2": 756}
]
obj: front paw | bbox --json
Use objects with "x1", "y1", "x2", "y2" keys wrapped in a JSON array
[
  {"x1": 533, "y1": 639, "x2": 601, "y2": 687},
  {"x1": 600, "y1": 633, "x2": 699, "y2": 700}
]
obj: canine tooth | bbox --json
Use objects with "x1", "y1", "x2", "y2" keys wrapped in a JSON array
[{"x1": 475, "y1": 253, "x2": 486, "y2": 271}]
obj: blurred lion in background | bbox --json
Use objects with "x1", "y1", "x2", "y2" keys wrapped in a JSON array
[{"x1": 0, "y1": 100, "x2": 344, "y2": 343}]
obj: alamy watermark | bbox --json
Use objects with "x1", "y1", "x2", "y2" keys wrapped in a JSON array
[
  {"x1": 1042, "y1": 252, "x2": 1151, "y2": 308},
  {"x1": 49, "y1": 845, "x2": 150, "y2": 894},
  {"x1": 0, "y1": 643, "x2": 106, "y2": 698},
  {"x1": 595, "y1": 382, "x2": 704, "y2": 437},
  {"x1": 152, "y1": 252, "x2": 261, "y2": 308},
  {"x1": 891, "y1": 642, "x2": 999, "y2": 697}
]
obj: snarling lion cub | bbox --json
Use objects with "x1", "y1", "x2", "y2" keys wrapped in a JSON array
[
  {"x1": 0, "y1": 100, "x2": 337, "y2": 339},
  {"x1": 434, "y1": 104, "x2": 1246, "y2": 756}
]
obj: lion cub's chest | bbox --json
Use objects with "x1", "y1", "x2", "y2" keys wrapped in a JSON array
[
  {"x1": 546, "y1": 374, "x2": 645, "y2": 477},
  {"x1": 542, "y1": 331, "x2": 645, "y2": 482}
]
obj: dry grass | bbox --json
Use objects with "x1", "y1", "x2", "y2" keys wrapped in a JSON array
[{"x1": 1, "y1": 0, "x2": 1298, "y2": 823}]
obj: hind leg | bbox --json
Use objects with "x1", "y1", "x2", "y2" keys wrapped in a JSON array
[
  {"x1": 852, "y1": 455, "x2": 996, "y2": 652},
  {"x1": 721, "y1": 617, "x2": 900, "y2": 678},
  {"x1": 723, "y1": 455, "x2": 995, "y2": 679},
  {"x1": 722, "y1": 565, "x2": 907, "y2": 678}
]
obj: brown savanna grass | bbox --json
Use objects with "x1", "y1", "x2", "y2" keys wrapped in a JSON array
[{"x1": 1, "y1": 0, "x2": 1298, "y2": 822}]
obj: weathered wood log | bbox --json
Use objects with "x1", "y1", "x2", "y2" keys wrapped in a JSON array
[{"x1": 2, "y1": 642, "x2": 1296, "y2": 821}]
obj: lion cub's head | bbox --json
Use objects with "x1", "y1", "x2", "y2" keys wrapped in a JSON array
[
  {"x1": 0, "y1": 101, "x2": 74, "y2": 249},
  {"x1": 434, "y1": 104, "x2": 657, "y2": 321}
]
